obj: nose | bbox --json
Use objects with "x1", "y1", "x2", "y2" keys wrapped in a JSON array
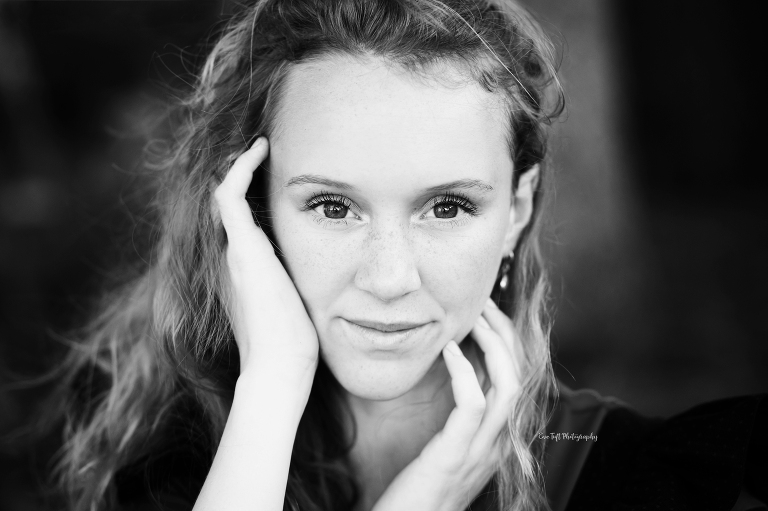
[{"x1": 354, "y1": 219, "x2": 422, "y2": 302}]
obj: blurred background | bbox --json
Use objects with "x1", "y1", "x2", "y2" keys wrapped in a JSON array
[{"x1": 0, "y1": 1, "x2": 765, "y2": 508}]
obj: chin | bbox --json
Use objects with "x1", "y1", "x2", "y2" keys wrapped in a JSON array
[{"x1": 321, "y1": 347, "x2": 441, "y2": 401}]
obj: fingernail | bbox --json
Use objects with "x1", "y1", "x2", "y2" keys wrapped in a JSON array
[
  {"x1": 486, "y1": 297, "x2": 498, "y2": 309},
  {"x1": 250, "y1": 136, "x2": 266, "y2": 149},
  {"x1": 444, "y1": 340, "x2": 462, "y2": 357},
  {"x1": 476, "y1": 315, "x2": 491, "y2": 329}
]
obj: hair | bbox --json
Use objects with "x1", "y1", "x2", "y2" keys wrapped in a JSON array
[{"x1": 44, "y1": 1, "x2": 564, "y2": 509}]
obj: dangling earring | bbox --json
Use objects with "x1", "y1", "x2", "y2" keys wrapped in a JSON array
[{"x1": 499, "y1": 251, "x2": 514, "y2": 291}]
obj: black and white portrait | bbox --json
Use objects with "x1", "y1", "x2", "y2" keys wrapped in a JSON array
[{"x1": 0, "y1": 1, "x2": 765, "y2": 510}]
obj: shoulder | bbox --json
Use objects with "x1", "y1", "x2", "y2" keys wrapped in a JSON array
[
  {"x1": 543, "y1": 384, "x2": 634, "y2": 511},
  {"x1": 546, "y1": 384, "x2": 768, "y2": 511}
]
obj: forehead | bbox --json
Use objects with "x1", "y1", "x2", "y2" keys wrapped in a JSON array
[{"x1": 269, "y1": 54, "x2": 511, "y2": 181}]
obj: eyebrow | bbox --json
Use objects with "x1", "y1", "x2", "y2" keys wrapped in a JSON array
[
  {"x1": 284, "y1": 174, "x2": 494, "y2": 193},
  {"x1": 423, "y1": 179, "x2": 494, "y2": 194},
  {"x1": 284, "y1": 174, "x2": 357, "y2": 190}
]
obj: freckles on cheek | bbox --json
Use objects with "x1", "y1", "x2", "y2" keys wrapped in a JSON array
[
  {"x1": 275, "y1": 218, "x2": 356, "y2": 315},
  {"x1": 426, "y1": 232, "x2": 501, "y2": 310}
]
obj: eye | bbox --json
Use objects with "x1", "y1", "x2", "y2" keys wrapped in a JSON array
[
  {"x1": 423, "y1": 193, "x2": 479, "y2": 221},
  {"x1": 303, "y1": 192, "x2": 357, "y2": 221},
  {"x1": 434, "y1": 203, "x2": 459, "y2": 219},
  {"x1": 321, "y1": 202, "x2": 350, "y2": 219}
]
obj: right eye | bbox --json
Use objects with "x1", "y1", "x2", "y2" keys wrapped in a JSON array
[
  {"x1": 302, "y1": 192, "x2": 360, "y2": 226},
  {"x1": 316, "y1": 201, "x2": 352, "y2": 219}
]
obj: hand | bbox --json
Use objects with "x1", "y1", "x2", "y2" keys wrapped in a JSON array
[
  {"x1": 371, "y1": 298, "x2": 522, "y2": 511},
  {"x1": 212, "y1": 137, "x2": 319, "y2": 380}
]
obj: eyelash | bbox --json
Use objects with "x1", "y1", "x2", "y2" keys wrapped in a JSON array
[
  {"x1": 301, "y1": 190, "x2": 479, "y2": 228},
  {"x1": 422, "y1": 192, "x2": 480, "y2": 217},
  {"x1": 302, "y1": 192, "x2": 354, "y2": 213}
]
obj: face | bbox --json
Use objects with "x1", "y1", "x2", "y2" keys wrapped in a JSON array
[{"x1": 267, "y1": 55, "x2": 525, "y2": 401}]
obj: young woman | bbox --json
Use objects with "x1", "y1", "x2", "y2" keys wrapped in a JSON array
[{"x1": 45, "y1": 1, "x2": 766, "y2": 510}]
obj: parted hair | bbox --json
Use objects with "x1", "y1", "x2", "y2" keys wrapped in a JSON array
[{"x1": 46, "y1": 1, "x2": 564, "y2": 509}]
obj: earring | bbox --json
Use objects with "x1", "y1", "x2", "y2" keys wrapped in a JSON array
[{"x1": 499, "y1": 251, "x2": 514, "y2": 291}]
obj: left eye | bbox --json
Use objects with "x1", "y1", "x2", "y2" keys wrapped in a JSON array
[{"x1": 423, "y1": 194, "x2": 478, "y2": 220}]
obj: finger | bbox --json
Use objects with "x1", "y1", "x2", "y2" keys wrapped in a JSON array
[
  {"x1": 471, "y1": 314, "x2": 521, "y2": 446},
  {"x1": 472, "y1": 314, "x2": 517, "y2": 397},
  {"x1": 219, "y1": 136, "x2": 268, "y2": 198},
  {"x1": 439, "y1": 340, "x2": 486, "y2": 450},
  {"x1": 483, "y1": 298, "x2": 518, "y2": 358},
  {"x1": 213, "y1": 137, "x2": 269, "y2": 238}
]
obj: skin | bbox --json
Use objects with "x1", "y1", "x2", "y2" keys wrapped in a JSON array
[{"x1": 198, "y1": 54, "x2": 539, "y2": 511}]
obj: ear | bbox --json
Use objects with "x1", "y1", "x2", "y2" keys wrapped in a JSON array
[{"x1": 503, "y1": 164, "x2": 540, "y2": 255}]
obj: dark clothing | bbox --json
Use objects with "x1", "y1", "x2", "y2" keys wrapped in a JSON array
[
  {"x1": 556, "y1": 388, "x2": 767, "y2": 511},
  {"x1": 118, "y1": 385, "x2": 768, "y2": 510},
  {"x1": 468, "y1": 385, "x2": 768, "y2": 511}
]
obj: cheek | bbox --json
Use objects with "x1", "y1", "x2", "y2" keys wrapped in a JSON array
[
  {"x1": 270, "y1": 204, "x2": 356, "y2": 321},
  {"x1": 433, "y1": 229, "x2": 501, "y2": 287},
  {"x1": 419, "y1": 221, "x2": 504, "y2": 328}
]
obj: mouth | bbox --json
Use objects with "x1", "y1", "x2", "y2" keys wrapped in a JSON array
[
  {"x1": 345, "y1": 319, "x2": 427, "y2": 332},
  {"x1": 341, "y1": 318, "x2": 432, "y2": 349}
]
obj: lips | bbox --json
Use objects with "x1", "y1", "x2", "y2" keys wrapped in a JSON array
[
  {"x1": 345, "y1": 319, "x2": 427, "y2": 332},
  {"x1": 341, "y1": 318, "x2": 432, "y2": 349}
]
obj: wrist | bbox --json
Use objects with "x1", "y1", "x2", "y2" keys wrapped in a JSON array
[
  {"x1": 239, "y1": 348, "x2": 318, "y2": 379},
  {"x1": 228, "y1": 367, "x2": 313, "y2": 434},
  {"x1": 237, "y1": 359, "x2": 316, "y2": 398}
]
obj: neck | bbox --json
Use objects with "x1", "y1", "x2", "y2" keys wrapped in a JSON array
[{"x1": 344, "y1": 339, "x2": 487, "y2": 511}]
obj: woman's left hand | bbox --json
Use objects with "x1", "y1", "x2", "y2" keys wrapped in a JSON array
[{"x1": 372, "y1": 298, "x2": 523, "y2": 511}]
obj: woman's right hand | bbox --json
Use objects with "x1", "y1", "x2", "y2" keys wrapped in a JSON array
[
  {"x1": 195, "y1": 137, "x2": 317, "y2": 511},
  {"x1": 212, "y1": 136, "x2": 319, "y2": 382}
]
